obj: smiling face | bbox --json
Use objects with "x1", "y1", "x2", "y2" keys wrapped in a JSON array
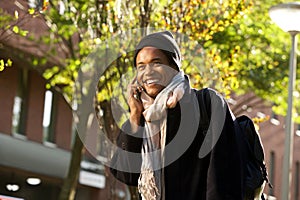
[{"x1": 136, "y1": 46, "x2": 178, "y2": 98}]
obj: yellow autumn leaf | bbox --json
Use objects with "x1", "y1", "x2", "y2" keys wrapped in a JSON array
[
  {"x1": 28, "y1": 8, "x2": 35, "y2": 15},
  {"x1": 12, "y1": 26, "x2": 19, "y2": 34},
  {"x1": 6, "y1": 59, "x2": 13, "y2": 67}
]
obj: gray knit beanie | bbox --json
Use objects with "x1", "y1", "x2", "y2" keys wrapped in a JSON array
[{"x1": 134, "y1": 31, "x2": 182, "y2": 70}]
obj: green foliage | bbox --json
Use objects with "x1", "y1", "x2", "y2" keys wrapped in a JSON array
[
  {"x1": 150, "y1": 0, "x2": 300, "y2": 122},
  {"x1": 230, "y1": 0, "x2": 300, "y2": 122},
  {"x1": 29, "y1": 0, "x2": 248, "y2": 103},
  {"x1": 0, "y1": 8, "x2": 29, "y2": 37},
  {"x1": 151, "y1": 0, "x2": 253, "y2": 97},
  {"x1": 32, "y1": 0, "x2": 150, "y2": 107},
  {"x1": 0, "y1": 8, "x2": 14, "y2": 29},
  {"x1": 2, "y1": 0, "x2": 299, "y2": 121},
  {"x1": 11, "y1": 0, "x2": 296, "y2": 122}
]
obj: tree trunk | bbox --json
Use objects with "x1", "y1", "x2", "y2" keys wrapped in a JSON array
[{"x1": 58, "y1": 132, "x2": 84, "y2": 200}]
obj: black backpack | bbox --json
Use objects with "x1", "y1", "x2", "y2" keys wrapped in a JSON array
[
  {"x1": 235, "y1": 115, "x2": 273, "y2": 200},
  {"x1": 196, "y1": 88, "x2": 272, "y2": 200}
]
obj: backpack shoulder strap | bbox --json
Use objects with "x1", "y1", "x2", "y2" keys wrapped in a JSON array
[{"x1": 193, "y1": 88, "x2": 211, "y2": 134}]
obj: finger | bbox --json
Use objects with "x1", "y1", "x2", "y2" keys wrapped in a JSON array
[
  {"x1": 133, "y1": 93, "x2": 139, "y2": 100},
  {"x1": 136, "y1": 85, "x2": 144, "y2": 93},
  {"x1": 127, "y1": 84, "x2": 137, "y2": 97},
  {"x1": 128, "y1": 89, "x2": 139, "y2": 102}
]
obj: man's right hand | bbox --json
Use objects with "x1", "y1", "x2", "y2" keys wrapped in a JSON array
[{"x1": 127, "y1": 79, "x2": 144, "y2": 132}]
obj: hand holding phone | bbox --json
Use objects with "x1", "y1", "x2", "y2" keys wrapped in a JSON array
[{"x1": 127, "y1": 77, "x2": 144, "y2": 127}]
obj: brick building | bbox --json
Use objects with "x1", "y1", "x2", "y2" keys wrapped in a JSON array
[{"x1": 0, "y1": 66, "x2": 129, "y2": 199}]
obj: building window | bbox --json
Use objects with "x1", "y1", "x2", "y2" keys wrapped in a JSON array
[
  {"x1": 43, "y1": 90, "x2": 57, "y2": 144},
  {"x1": 268, "y1": 151, "x2": 275, "y2": 196},
  {"x1": 270, "y1": 111, "x2": 280, "y2": 126},
  {"x1": 295, "y1": 161, "x2": 300, "y2": 200},
  {"x1": 12, "y1": 69, "x2": 28, "y2": 136}
]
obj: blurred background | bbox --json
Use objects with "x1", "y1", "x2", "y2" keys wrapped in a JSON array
[{"x1": 1, "y1": 0, "x2": 300, "y2": 199}]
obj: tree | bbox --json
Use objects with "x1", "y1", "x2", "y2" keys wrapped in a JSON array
[
  {"x1": 154, "y1": 0, "x2": 300, "y2": 122},
  {"x1": 1, "y1": 0, "x2": 299, "y2": 199}
]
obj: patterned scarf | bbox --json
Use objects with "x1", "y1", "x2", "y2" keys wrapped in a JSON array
[{"x1": 138, "y1": 71, "x2": 187, "y2": 200}]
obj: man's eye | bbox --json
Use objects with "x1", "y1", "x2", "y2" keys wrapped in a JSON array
[
  {"x1": 152, "y1": 62, "x2": 162, "y2": 66},
  {"x1": 137, "y1": 65, "x2": 145, "y2": 70}
]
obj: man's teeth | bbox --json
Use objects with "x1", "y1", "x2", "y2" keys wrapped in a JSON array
[{"x1": 145, "y1": 79, "x2": 159, "y2": 84}]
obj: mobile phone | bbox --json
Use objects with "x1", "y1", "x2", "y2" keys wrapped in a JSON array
[
  {"x1": 133, "y1": 90, "x2": 141, "y2": 100},
  {"x1": 134, "y1": 80, "x2": 142, "y2": 100}
]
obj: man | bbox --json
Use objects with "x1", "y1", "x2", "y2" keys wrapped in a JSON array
[{"x1": 110, "y1": 31, "x2": 243, "y2": 200}]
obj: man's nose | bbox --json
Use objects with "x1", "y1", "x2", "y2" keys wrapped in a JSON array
[{"x1": 144, "y1": 63, "x2": 154, "y2": 75}]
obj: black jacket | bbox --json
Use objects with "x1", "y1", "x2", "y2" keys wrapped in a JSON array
[{"x1": 110, "y1": 88, "x2": 244, "y2": 200}]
